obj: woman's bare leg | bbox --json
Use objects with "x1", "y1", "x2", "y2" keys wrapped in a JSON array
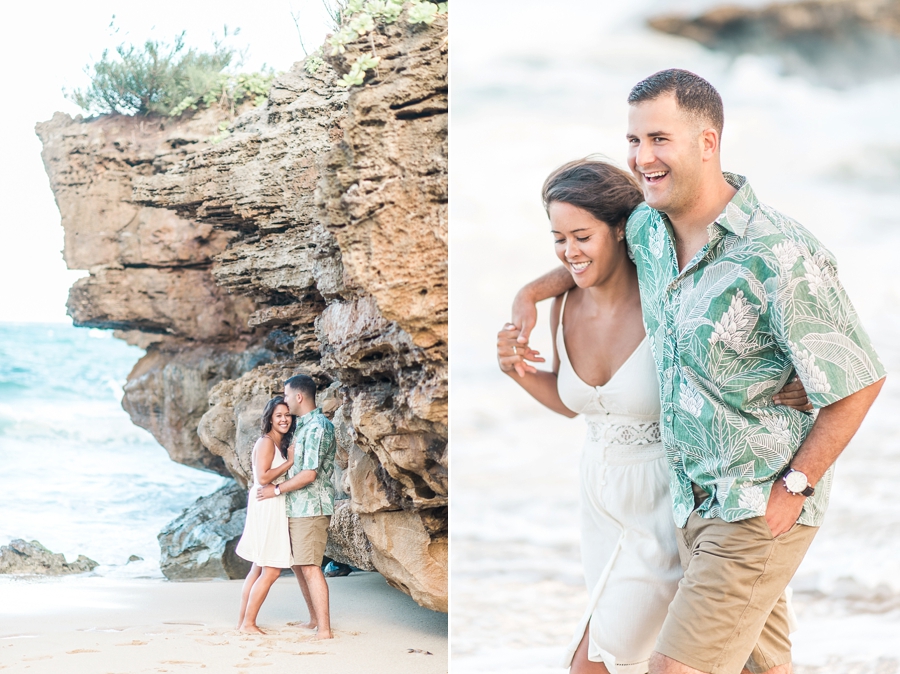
[
  {"x1": 571, "y1": 624, "x2": 611, "y2": 674},
  {"x1": 239, "y1": 566, "x2": 282, "y2": 634},
  {"x1": 238, "y1": 564, "x2": 261, "y2": 628}
]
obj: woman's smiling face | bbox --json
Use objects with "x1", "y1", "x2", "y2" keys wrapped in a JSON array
[
  {"x1": 549, "y1": 201, "x2": 624, "y2": 288},
  {"x1": 271, "y1": 404, "x2": 292, "y2": 434}
]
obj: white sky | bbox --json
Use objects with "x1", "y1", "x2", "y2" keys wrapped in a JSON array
[{"x1": 0, "y1": 1, "x2": 336, "y2": 323}]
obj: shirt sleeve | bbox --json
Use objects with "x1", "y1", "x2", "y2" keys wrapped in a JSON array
[
  {"x1": 770, "y1": 244, "x2": 886, "y2": 408},
  {"x1": 625, "y1": 203, "x2": 648, "y2": 251},
  {"x1": 299, "y1": 424, "x2": 325, "y2": 472}
]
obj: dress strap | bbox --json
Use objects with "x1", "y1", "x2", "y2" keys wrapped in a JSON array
[{"x1": 556, "y1": 290, "x2": 571, "y2": 365}]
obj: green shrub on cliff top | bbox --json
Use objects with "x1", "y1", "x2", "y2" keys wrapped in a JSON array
[{"x1": 67, "y1": 30, "x2": 274, "y2": 117}]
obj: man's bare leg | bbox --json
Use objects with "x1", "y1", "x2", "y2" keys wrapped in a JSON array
[
  {"x1": 290, "y1": 564, "x2": 317, "y2": 629},
  {"x1": 238, "y1": 563, "x2": 261, "y2": 628},
  {"x1": 570, "y1": 624, "x2": 610, "y2": 674},
  {"x1": 299, "y1": 563, "x2": 332, "y2": 639},
  {"x1": 650, "y1": 653, "x2": 792, "y2": 674}
]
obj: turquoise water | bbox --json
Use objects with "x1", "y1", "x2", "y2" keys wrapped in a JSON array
[{"x1": 0, "y1": 322, "x2": 227, "y2": 578}]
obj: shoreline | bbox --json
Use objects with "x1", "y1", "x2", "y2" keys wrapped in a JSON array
[{"x1": 0, "y1": 571, "x2": 447, "y2": 673}]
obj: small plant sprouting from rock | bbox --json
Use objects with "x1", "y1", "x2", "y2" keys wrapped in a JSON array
[
  {"x1": 408, "y1": 0, "x2": 447, "y2": 25},
  {"x1": 304, "y1": 54, "x2": 326, "y2": 75},
  {"x1": 328, "y1": 0, "x2": 447, "y2": 88},
  {"x1": 67, "y1": 28, "x2": 275, "y2": 117},
  {"x1": 209, "y1": 120, "x2": 233, "y2": 145},
  {"x1": 340, "y1": 53, "x2": 382, "y2": 87}
]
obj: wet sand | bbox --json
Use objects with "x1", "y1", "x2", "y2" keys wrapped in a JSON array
[{"x1": 0, "y1": 571, "x2": 446, "y2": 673}]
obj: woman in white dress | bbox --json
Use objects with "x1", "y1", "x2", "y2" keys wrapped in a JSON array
[
  {"x1": 235, "y1": 396, "x2": 296, "y2": 634},
  {"x1": 496, "y1": 159, "x2": 808, "y2": 674}
]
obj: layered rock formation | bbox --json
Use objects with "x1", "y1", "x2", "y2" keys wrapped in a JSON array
[
  {"x1": 649, "y1": 0, "x2": 900, "y2": 88},
  {"x1": 37, "y1": 7, "x2": 447, "y2": 611}
]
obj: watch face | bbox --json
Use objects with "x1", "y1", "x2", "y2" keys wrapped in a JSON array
[{"x1": 785, "y1": 470, "x2": 808, "y2": 493}]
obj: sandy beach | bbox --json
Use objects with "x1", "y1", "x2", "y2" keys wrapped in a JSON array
[{"x1": 0, "y1": 571, "x2": 447, "y2": 673}]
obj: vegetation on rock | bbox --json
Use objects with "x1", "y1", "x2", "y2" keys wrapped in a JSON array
[
  {"x1": 67, "y1": 30, "x2": 274, "y2": 117},
  {"x1": 327, "y1": 0, "x2": 448, "y2": 87}
]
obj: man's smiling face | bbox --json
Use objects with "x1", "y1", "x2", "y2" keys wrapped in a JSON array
[{"x1": 626, "y1": 92, "x2": 707, "y2": 219}]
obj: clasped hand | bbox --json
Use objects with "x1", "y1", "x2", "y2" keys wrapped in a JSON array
[{"x1": 496, "y1": 322, "x2": 544, "y2": 377}]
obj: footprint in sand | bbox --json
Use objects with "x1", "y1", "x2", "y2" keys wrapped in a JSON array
[
  {"x1": 116, "y1": 640, "x2": 148, "y2": 646},
  {"x1": 67, "y1": 649, "x2": 101, "y2": 654},
  {"x1": 194, "y1": 638, "x2": 229, "y2": 646},
  {"x1": 233, "y1": 663, "x2": 272, "y2": 668},
  {"x1": 160, "y1": 660, "x2": 205, "y2": 667},
  {"x1": 78, "y1": 627, "x2": 129, "y2": 633}
]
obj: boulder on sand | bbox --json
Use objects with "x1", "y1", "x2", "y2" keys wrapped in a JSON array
[
  {"x1": 158, "y1": 481, "x2": 251, "y2": 581},
  {"x1": 0, "y1": 539, "x2": 98, "y2": 575}
]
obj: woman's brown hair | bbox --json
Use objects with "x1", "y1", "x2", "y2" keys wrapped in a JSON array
[{"x1": 542, "y1": 158, "x2": 643, "y2": 229}]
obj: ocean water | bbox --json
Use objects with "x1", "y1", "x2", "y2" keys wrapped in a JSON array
[
  {"x1": 0, "y1": 323, "x2": 228, "y2": 580},
  {"x1": 451, "y1": 1, "x2": 900, "y2": 671}
]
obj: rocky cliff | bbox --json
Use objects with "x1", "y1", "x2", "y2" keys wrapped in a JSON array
[
  {"x1": 36, "y1": 8, "x2": 447, "y2": 612},
  {"x1": 649, "y1": 0, "x2": 900, "y2": 88}
]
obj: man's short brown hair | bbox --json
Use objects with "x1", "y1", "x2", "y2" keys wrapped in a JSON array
[{"x1": 628, "y1": 69, "x2": 724, "y2": 137}]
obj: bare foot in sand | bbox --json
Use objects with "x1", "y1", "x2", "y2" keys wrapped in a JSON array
[
  {"x1": 312, "y1": 629, "x2": 333, "y2": 640},
  {"x1": 289, "y1": 620, "x2": 317, "y2": 630},
  {"x1": 239, "y1": 625, "x2": 266, "y2": 635}
]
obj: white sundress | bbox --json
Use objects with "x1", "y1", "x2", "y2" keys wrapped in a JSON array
[
  {"x1": 235, "y1": 442, "x2": 293, "y2": 568},
  {"x1": 557, "y1": 292, "x2": 681, "y2": 674}
]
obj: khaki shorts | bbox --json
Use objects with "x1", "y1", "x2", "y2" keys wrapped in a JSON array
[
  {"x1": 655, "y1": 507, "x2": 818, "y2": 674},
  {"x1": 288, "y1": 516, "x2": 331, "y2": 567}
]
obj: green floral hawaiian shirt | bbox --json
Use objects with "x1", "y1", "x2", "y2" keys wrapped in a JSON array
[
  {"x1": 285, "y1": 408, "x2": 337, "y2": 518},
  {"x1": 627, "y1": 173, "x2": 886, "y2": 528}
]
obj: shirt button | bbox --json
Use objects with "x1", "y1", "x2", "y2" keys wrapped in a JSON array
[
  {"x1": 667, "y1": 328, "x2": 673, "y2": 335},
  {"x1": 666, "y1": 415, "x2": 672, "y2": 422}
]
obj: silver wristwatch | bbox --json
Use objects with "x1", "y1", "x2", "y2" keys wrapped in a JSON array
[
  {"x1": 274, "y1": 484, "x2": 282, "y2": 496},
  {"x1": 782, "y1": 468, "x2": 814, "y2": 497}
]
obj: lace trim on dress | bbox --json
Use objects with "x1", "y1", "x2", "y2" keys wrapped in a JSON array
[{"x1": 586, "y1": 420, "x2": 661, "y2": 446}]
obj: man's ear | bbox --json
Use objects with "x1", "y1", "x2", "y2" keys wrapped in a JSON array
[{"x1": 700, "y1": 126, "x2": 719, "y2": 160}]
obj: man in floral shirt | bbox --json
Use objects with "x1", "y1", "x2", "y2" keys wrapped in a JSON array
[
  {"x1": 512, "y1": 70, "x2": 885, "y2": 674},
  {"x1": 258, "y1": 374, "x2": 337, "y2": 640}
]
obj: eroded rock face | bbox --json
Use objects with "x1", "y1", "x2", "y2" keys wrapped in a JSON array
[
  {"x1": 360, "y1": 510, "x2": 448, "y2": 612},
  {"x1": 326, "y1": 500, "x2": 376, "y2": 571},
  {"x1": 124, "y1": 344, "x2": 276, "y2": 475},
  {"x1": 321, "y1": 16, "x2": 448, "y2": 350},
  {"x1": 158, "y1": 481, "x2": 251, "y2": 581},
  {"x1": 0, "y1": 539, "x2": 98, "y2": 576},
  {"x1": 37, "y1": 7, "x2": 447, "y2": 610}
]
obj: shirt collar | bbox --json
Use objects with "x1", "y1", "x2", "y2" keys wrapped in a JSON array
[
  {"x1": 713, "y1": 172, "x2": 758, "y2": 237},
  {"x1": 296, "y1": 407, "x2": 322, "y2": 428}
]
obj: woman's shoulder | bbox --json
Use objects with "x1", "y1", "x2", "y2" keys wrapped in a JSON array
[{"x1": 253, "y1": 435, "x2": 277, "y2": 452}]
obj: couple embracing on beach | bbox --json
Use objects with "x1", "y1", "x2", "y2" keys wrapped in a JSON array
[
  {"x1": 233, "y1": 374, "x2": 337, "y2": 640},
  {"x1": 498, "y1": 69, "x2": 886, "y2": 674}
]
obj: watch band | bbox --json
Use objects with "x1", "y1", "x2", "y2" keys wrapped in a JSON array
[{"x1": 274, "y1": 484, "x2": 281, "y2": 496}]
